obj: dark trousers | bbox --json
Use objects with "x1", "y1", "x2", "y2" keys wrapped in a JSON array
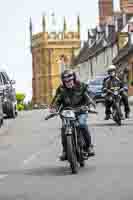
[
  {"x1": 121, "y1": 92, "x2": 130, "y2": 113},
  {"x1": 61, "y1": 127, "x2": 91, "y2": 152},
  {"x1": 105, "y1": 96, "x2": 112, "y2": 115},
  {"x1": 105, "y1": 92, "x2": 130, "y2": 115}
]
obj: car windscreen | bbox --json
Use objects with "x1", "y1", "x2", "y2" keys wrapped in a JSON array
[{"x1": 89, "y1": 79, "x2": 103, "y2": 86}]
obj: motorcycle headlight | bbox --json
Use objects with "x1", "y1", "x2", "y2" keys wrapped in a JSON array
[
  {"x1": 114, "y1": 91, "x2": 118, "y2": 95},
  {"x1": 61, "y1": 110, "x2": 75, "y2": 118},
  {"x1": 101, "y1": 93, "x2": 106, "y2": 97}
]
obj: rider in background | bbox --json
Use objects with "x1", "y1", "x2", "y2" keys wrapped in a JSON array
[
  {"x1": 103, "y1": 65, "x2": 130, "y2": 120},
  {"x1": 49, "y1": 69, "x2": 95, "y2": 161}
]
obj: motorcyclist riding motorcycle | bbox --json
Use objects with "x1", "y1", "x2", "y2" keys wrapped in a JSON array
[
  {"x1": 103, "y1": 65, "x2": 130, "y2": 120},
  {"x1": 49, "y1": 69, "x2": 95, "y2": 161}
]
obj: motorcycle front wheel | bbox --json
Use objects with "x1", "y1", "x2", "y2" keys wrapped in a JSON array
[
  {"x1": 66, "y1": 135, "x2": 78, "y2": 174},
  {"x1": 113, "y1": 103, "x2": 121, "y2": 126}
]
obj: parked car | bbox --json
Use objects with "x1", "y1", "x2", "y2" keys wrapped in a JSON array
[
  {"x1": 87, "y1": 76, "x2": 106, "y2": 103},
  {"x1": 0, "y1": 94, "x2": 3, "y2": 127},
  {"x1": 0, "y1": 69, "x2": 17, "y2": 118}
]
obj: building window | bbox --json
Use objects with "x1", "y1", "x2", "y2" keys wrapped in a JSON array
[
  {"x1": 111, "y1": 47, "x2": 113, "y2": 58},
  {"x1": 132, "y1": 63, "x2": 133, "y2": 81},
  {"x1": 36, "y1": 55, "x2": 40, "y2": 74},
  {"x1": 104, "y1": 50, "x2": 106, "y2": 64},
  {"x1": 96, "y1": 55, "x2": 98, "y2": 64},
  {"x1": 90, "y1": 60, "x2": 93, "y2": 78}
]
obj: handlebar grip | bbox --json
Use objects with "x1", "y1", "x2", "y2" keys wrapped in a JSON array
[
  {"x1": 44, "y1": 113, "x2": 58, "y2": 120},
  {"x1": 45, "y1": 115, "x2": 51, "y2": 120},
  {"x1": 88, "y1": 110, "x2": 98, "y2": 114}
]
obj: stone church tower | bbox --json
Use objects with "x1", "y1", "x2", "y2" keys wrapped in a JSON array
[
  {"x1": 99, "y1": 0, "x2": 114, "y2": 24},
  {"x1": 30, "y1": 15, "x2": 81, "y2": 105}
]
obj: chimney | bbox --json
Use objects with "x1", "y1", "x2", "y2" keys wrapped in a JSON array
[
  {"x1": 122, "y1": 12, "x2": 127, "y2": 27},
  {"x1": 120, "y1": 0, "x2": 130, "y2": 11},
  {"x1": 105, "y1": 24, "x2": 109, "y2": 38},
  {"x1": 115, "y1": 18, "x2": 118, "y2": 32},
  {"x1": 99, "y1": 0, "x2": 114, "y2": 24},
  {"x1": 97, "y1": 25, "x2": 102, "y2": 38}
]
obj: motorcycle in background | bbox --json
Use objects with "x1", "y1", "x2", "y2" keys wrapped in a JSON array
[{"x1": 104, "y1": 87, "x2": 124, "y2": 126}]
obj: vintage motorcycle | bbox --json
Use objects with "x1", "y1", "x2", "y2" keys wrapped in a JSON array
[
  {"x1": 104, "y1": 87, "x2": 123, "y2": 126},
  {"x1": 45, "y1": 105, "x2": 97, "y2": 174}
]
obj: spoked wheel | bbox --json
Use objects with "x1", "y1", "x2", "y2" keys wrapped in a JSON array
[
  {"x1": 77, "y1": 146, "x2": 85, "y2": 167},
  {"x1": 113, "y1": 104, "x2": 122, "y2": 126},
  {"x1": 67, "y1": 135, "x2": 78, "y2": 174},
  {"x1": 79, "y1": 158, "x2": 85, "y2": 167},
  {"x1": 115, "y1": 114, "x2": 121, "y2": 126}
]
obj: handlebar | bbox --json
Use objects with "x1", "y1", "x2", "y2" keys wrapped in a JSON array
[
  {"x1": 88, "y1": 110, "x2": 98, "y2": 114},
  {"x1": 45, "y1": 106, "x2": 98, "y2": 120},
  {"x1": 107, "y1": 88, "x2": 123, "y2": 94},
  {"x1": 45, "y1": 112, "x2": 59, "y2": 120}
]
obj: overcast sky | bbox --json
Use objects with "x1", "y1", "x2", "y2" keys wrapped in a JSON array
[{"x1": 0, "y1": 0, "x2": 120, "y2": 101}]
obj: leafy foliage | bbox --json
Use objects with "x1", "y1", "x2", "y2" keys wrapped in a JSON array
[
  {"x1": 16, "y1": 93, "x2": 26, "y2": 104},
  {"x1": 16, "y1": 104, "x2": 24, "y2": 111}
]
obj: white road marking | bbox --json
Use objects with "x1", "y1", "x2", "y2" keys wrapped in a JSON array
[
  {"x1": 0, "y1": 174, "x2": 8, "y2": 180},
  {"x1": 23, "y1": 135, "x2": 59, "y2": 166},
  {"x1": 22, "y1": 133, "x2": 60, "y2": 167},
  {"x1": 23, "y1": 151, "x2": 42, "y2": 165}
]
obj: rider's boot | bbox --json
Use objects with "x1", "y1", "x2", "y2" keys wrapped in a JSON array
[
  {"x1": 125, "y1": 112, "x2": 130, "y2": 119},
  {"x1": 60, "y1": 151, "x2": 67, "y2": 161},
  {"x1": 87, "y1": 144, "x2": 95, "y2": 157},
  {"x1": 104, "y1": 114, "x2": 110, "y2": 120},
  {"x1": 80, "y1": 127, "x2": 95, "y2": 157}
]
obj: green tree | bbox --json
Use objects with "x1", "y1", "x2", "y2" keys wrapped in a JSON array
[
  {"x1": 16, "y1": 93, "x2": 26, "y2": 104},
  {"x1": 16, "y1": 104, "x2": 25, "y2": 111}
]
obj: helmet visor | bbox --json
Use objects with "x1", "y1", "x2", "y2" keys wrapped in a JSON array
[{"x1": 63, "y1": 73, "x2": 74, "y2": 82}]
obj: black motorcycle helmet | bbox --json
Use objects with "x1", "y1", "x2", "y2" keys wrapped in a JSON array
[{"x1": 61, "y1": 69, "x2": 76, "y2": 86}]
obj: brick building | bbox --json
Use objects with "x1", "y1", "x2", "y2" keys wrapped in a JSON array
[
  {"x1": 99, "y1": 0, "x2": 114, "y2": 24},
  {"x1": 120, "y1": 0, "x2": 133, "y2": 13}
]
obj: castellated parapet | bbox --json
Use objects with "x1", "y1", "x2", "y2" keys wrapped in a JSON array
[{"x1": 30, "y1": 15, "x2": 81, "y2": 105}]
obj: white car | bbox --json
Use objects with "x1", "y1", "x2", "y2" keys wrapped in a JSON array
[
  {"x1": 0, "y1": 93, "x2": 3, "y2": 127},
  {"x1": 0, "y1": 69, "x2": 17, "y2": 118}
]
